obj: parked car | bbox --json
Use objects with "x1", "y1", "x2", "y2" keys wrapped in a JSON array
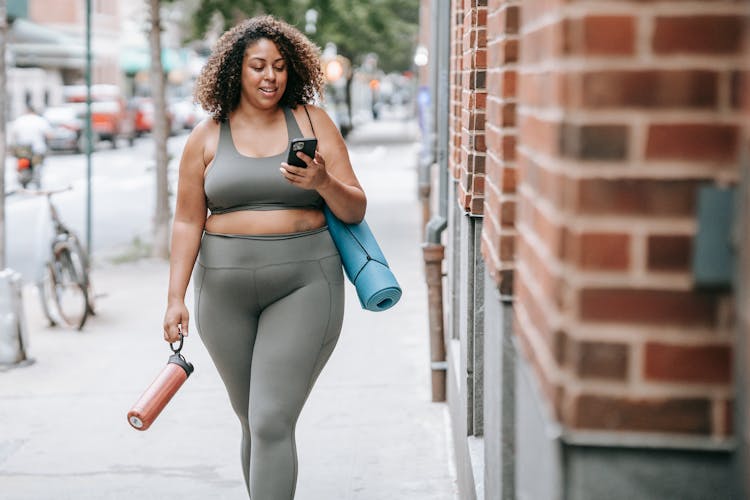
[
  {"x1": 43, "y1": 105, "x2": 85, "y2": 153},
  {"x1": 89, "y1": 100, "x2": 136, "y2": 147},
  {"x1": 63, "y1": 85, "x2": 136, "y2": 148},
  {"x1": 132, "y1": 97, "x2": 178, "y2": 136},
  {"x1": 169, "y1": 99, "x2": 208, "y2": 131},
  {"x1": 133, "y1": 98, "x2": 156, "y2": 136}
]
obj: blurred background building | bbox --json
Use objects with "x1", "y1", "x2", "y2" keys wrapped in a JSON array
[
  {"x1": 5, "y1": 0, "x2": 199, "y2": 113},
  {"x1": 4, "y1": 0, "x2": 212, "y2": 151},
  {"x1": 419, "y1": 0, "x2": 750, "y2": 499},
  {"x1": 4, "y1": 0, "x2": 419, "y2": 140}
]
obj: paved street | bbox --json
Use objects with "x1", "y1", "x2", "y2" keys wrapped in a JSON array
[
  {"x1": 5, "y1": 134, "x2": 187, "y2": 281},
  {"x1": 0, "y1": 117, "x2": 458, "y2": 499}
]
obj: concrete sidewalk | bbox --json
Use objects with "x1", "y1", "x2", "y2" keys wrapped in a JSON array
[{"x1": 0, "y1": 118, "x2": 458, "y2": 499}]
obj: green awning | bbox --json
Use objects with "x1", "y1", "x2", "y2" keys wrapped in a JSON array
[{"x1": 120, "y1": 47, "x2": 185, "y2": 74}]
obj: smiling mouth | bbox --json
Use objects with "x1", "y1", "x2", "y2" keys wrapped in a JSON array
[{"x1": 260, "y1": 88, "x2": 277, "y2": 94}]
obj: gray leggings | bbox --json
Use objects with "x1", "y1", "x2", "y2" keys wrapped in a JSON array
[{"x1": 193, "y1": 227, "x2": 345, "y2": 499}]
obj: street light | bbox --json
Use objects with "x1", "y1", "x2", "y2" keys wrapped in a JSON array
[
  {"x1": 325, "y1": 58, "x2": 344, "y2": 82},
  {"x1": 321, "y1": 43, "x2": 351, "y2": 85}
]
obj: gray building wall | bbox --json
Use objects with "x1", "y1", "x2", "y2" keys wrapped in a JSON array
[
  {"x1": 445, "y1": 178, "x2": 487, "y2": 499},
  {"x1": 483, "y1": 277, "x2": 515, "y2": 500},
  {"x1": 515, "y1": 349, "x2": 563, "y2": 500}
]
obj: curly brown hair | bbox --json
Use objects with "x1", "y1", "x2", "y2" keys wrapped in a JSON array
[{"x1": 194, "y1": 16, "x2": 324, "y2": 122}]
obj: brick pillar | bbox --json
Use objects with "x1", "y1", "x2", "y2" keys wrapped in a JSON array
[
  {"x1": 450, "y1": 1, "x2": 465, "y2": 184},
  {"x1": 514, "y1": 1, "x2": 747, "y2": 498},
  {"x1": 457, "y1": 0, "x2": 487, "y2": 215},
  {"x1": 483, "y1": 0, "x2": 518, "y2": 297}
]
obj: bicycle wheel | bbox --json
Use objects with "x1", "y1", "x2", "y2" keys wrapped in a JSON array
[
  {"x1": 65, "y1": 236, "x2": 96, "y2": 316},
  {"x1": 39, "y1": 269, "x2": 59, "y2": 327},
  {"x1": 85, "y1": 276, "x2": 97, "y2": 316},
  {"x1": 49, "y1": 245, "x2": 89, "y2": 330}
]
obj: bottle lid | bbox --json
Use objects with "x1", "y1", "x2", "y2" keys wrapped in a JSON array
[{"x1": 168, "y1": 353, "x2": 195, "y2": 377}]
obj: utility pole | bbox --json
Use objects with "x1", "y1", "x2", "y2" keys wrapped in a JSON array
[
  {"x1": 0, "y1": 0, "x2": 7, "y2": 268},
  {"x1": 85, "y1": 0, "x2": 93, "y2": 254}
]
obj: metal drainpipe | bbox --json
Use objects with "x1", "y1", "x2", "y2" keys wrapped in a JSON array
[
  {"x1": 417, "y1": 0, "x2": 437, "y2": 241},
  {"x1": 422, "y1": 0, "x2": 450, "y2": 403},
  {"x1": 417, "y1": 120, "x2": 433, "y2": 241}
]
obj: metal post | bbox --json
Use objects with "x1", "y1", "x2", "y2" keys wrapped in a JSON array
[
  {"x1": 422, "y1": 1, "x2": 451, "y2": 401},
  {"x1": 0, "y1": 0, "x2": 7, "y2": 269},
  {"x1": 428, "y1": 0, "x2": 439, "y2": 166},
  {"x1": 417, "y1": 1, "x2": 435, "y2": 240},
  {"x1": 425, "y1": 0, "x2": 450, "y2": 243},
  {"x1": 85, "y1": 0, "x2": 93, "y2": 254}
]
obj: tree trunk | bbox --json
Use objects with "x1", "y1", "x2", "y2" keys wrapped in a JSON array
[
  {"x1": 148, "y1": 0, "x2": 171, "y2": 259},
  {"x1": 0, "y1": 1, "x2": 7, "y2": 269}
]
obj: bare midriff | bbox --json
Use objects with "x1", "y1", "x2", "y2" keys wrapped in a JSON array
[{"x1": 204, "y1": 208, "x2": 326, "y2": 235}]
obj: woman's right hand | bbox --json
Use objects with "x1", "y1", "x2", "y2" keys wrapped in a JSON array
[{"x1": 163, "y1": 301, "x2": 189, "y2": 343}]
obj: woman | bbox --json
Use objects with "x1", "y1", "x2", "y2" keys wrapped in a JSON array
[{"x1": 162, "y1": 16, "x2": 366, "y2": 499}]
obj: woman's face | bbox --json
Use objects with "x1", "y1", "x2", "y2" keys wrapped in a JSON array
[{"x1": 240, "y1": 38, "x2": 288, "y2": 109}]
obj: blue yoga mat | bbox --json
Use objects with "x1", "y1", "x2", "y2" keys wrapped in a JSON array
[{"x1": 324, "y1": 206, "x2": 402, "y2": 312}]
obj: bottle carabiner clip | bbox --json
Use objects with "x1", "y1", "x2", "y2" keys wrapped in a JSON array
[{"x1": 170, "y1": 331, "x2": 184, "y2": 354}]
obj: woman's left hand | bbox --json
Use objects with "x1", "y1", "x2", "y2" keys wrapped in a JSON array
[{"x1": 280, "y1": 150, "x2": 330, "y2": 191}]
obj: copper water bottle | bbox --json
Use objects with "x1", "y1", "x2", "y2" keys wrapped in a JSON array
[{"x1": 127, "y1": 336, "x2": 194, "y2": 431}]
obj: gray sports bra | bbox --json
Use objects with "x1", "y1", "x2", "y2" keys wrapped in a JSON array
[{"x1": 204, "y1": 106, "x2": 324, "y2": 214}]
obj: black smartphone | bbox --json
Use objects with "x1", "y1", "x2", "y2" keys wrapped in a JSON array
[{"x1": 286, "y1": 138, "x2": 318, "y2": 168}]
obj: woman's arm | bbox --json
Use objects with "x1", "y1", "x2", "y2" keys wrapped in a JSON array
[
  {"x1": 163, "y1": 120, "x2": 213, "y2": 342},
  {"x1": 282, "y1": 105, "x2": 367, "y2": 224}
]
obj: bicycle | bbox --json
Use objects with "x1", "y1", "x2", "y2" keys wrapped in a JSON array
[{"x1": 18, "y1": 186, "x2": 95, "y2": 330}]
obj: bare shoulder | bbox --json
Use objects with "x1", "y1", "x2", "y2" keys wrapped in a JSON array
[
  {"x1": 183, "y1": 117, "x2": 220, "y2": 168},
  {"x1": 290, "y1": 103, "x2": 331, "y2": 139},
  {"x1": 303, "y1": 104, "x2": 337, "y2": 132},
  {"x1": 189, "y1": 117, "x2": 220, "y2": 145}
]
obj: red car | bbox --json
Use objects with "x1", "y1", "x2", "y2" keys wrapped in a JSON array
[
  {"x1": 63, "y1": 85, "x2": 136, "y2": 148},
  {"x1": 131, "y1": 97, "x2": 177, "y2": 137}
]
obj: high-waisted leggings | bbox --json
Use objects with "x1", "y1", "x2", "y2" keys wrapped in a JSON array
[{"x1": 193, "y1": 227, "x2": 345, "y2": 499}]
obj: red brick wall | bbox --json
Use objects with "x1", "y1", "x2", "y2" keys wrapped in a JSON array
[
  {"x1": 482, "y1": 0, "x2": 520, "y2": 295},
  {"x1": 513, "y1": 0, "x2": 746, "y2": 437},
  {"x1": 449, "y1": 2, "x2": 465, "y2": 181},
  {"x1": 454, "y1": 1, "x2": 487, "y2": 215}
]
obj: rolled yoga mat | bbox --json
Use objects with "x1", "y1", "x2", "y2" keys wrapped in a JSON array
[{"x1": 323, "y1": 206, "x2": 402, "y2": 312}]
